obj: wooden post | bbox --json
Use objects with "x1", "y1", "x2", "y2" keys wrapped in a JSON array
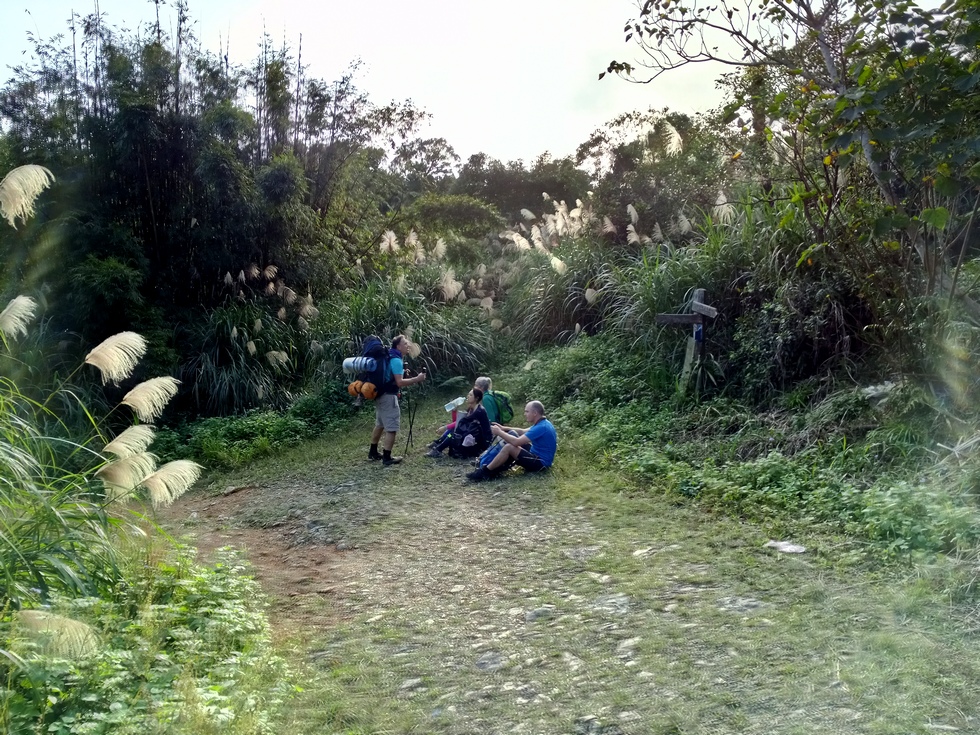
[{"x1": 655, "y1": 288, "x2": 718, "y2": 396}]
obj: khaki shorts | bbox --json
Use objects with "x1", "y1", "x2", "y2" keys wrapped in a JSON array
[{"x1": 374, "y1": 392, "x2": 400, "y2": 432}]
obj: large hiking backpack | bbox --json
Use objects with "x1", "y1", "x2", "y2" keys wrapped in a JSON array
[
  {"x1": 489, "y1": 390, "x2": 514, "y2": 423},
  {"x1": 348, "y1": 336, "x2": 391, "y2": 400}
]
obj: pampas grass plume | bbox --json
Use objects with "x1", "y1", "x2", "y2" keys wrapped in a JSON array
[
  {"x1": 521, "y1": 208, "x2": 536, "y2": 221},
  {"x1": 96, "y1": 452, "x2": 157, "y2": 501},
  {"x1": 247, "y1": 263, "x2": 261, "y2": 279},
  {"x1": 254, "y1": 318, "x2": 264, "y2": 334},
  {"x1": 141, "y1": 460, "x2": 203, "y2": 507},
  {"x1": 224, "y1": 271, "x2": 233, "y2": 286},
  {"x1": 433, "y1": 237, "x2": 446, "y2": 260},
  {"x1": 264, "y1": 281, "x2": 276, "y2": 296},
  {"x1": 602, "y1": 216, "x2": 617, "y2": 235},
  {"x1": 103, "y1": 425, "x2": 156, "y2": 458},
  {"x1": 263, "y1": 264, "x2": 278, "y2": 279},
  {"x1": 627, "y1": 204, "x2": 639, "y2": 226},
  {"x1": 550, "y1": 257, "x2": 567, "y2": 275},
  {"x1": 85, "y1": 332, "x2": 147, "y2": 384},
  {"x1": 16, "y1": 610, "x2": 98, "y2": 659},
  {"x1": 585, "y1": 288, "x2": 599, "y2": 305},
  {"x1": 0, "y1": 295, "x2": 38, "y2": 340},
  {"x1": 0, "y1": 165, "x2": 55, "y2": 228},
  {"x1": 283, "y1": 287, "x2": 297, "y2": 305},
  {"x1": 122, "y1": 376, "x2": 180, "y2": 422},
  {"x1": 380, "y1": 230, "x2": 399, "y2": 253},
  {"x1": 247, "y1": 340, "x2": 257, "y2": 356}
]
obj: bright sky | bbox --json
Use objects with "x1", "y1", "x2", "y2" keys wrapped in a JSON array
[{"x1": 0, "y1": 0, "x2": 725, "y2": 163}]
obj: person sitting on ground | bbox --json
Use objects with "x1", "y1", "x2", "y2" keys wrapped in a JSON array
[
  {"x1": 426, "y1": 388, "x2": 492, "y2": 458},
  {"x1": 466, "y1": 400, "x2": 557, "y2": 482},
  {"x1": 474, "y1": 376, "x2": 500, "y2": 423},
  {"x1": 432, "y1": 375, "x2": 499, "y2": 441}
]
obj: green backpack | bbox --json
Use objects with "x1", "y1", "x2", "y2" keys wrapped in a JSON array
[{"x1": 489, "y1": 390, "x2": 514, "y2": 423}]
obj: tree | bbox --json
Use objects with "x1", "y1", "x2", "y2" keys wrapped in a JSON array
[{"x1": 606, "y1": 0, "x2": 980, "y2": 314}]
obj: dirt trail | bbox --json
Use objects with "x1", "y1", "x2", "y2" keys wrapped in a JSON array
[{"x1": 160, "y1": 417, "x2": 980, "y2": 735}]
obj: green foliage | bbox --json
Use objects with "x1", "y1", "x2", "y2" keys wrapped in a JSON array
[
  {"x1": 160, "y1": 412, "x2": 314, "y2": 470},
  {"x1": 1, "y1": 548, "x2": 291, "y2": 735}
]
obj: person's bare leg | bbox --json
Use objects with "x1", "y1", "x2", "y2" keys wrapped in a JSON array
[
  {"x1": 383, "y1": 431, "x2": 397, "y2": 451},
  {"x1": 486, "y1": 443, "x2": 520, "y2": 472},
  {"x1": 371, "y1": 426, "x2": 384, "y2": 444}
]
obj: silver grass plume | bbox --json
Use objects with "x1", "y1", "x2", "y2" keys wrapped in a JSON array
[
  {"x1": 405, "y1": 340, "x2": 421, "y2": 359},
  {"x1": 480, "y1": 297, "x2": 494, "y2": 311},
  {"x1": 662, "y1": 121, "x2": 684, "y2": 155},
  {"x1": 15, "y1": 610, "x2": 98, "y2": 659},
  {"x1": 531, "y1": 225, "x2": 547, "y2": 252},
  {"x1": 266, "y1": 350, "x2": 289, "y2": 368},
  {"x1": 521, "y1": 208, "x2": 536, "y2": 221},
  {"x1": 282, "y1": 287, "x2": 297, "y2": 305},
  {"x1": 141, "y1": 460, "x2": 203, "y2": 508},
  {"x1": 602, "y1": 216, "x2": 617, "y2": 235},
  {"x1": 264, "y1": 281, "x2": 276, "y2": 296},
  {"x1": 394, "y1": 274, "x2": 408, "y2": 294},
  {"x1": 85, "y1": 332, "x2": 148, "y2": 385},
  {"x1": 297, "y1": 316, "x2": 310, "y2": 332},
  {"x1": 380, "y1": 230, "x2": 400, "y2": 254},
  {"x1": 491, "y1": 318, "x2": 504, "y2": 330},
  {"x1": 550, "y1": 257, "x2": 567, "y2": 275},
  {"x1": 477, "y1": 263, "x2": 487, "y2": 277},
  {"x1": 712, "y1": 191, "x2": 735, "y2": 224},
  {"x1": 263, "y1": 264, "x2": 278, "y2": 280},
  {"x1": 237, "y1": 270, "x2": 245, "y2": 283},
  {"x1": 122, "y1": 377, "x2": 180, "y2": 422},
  {"x1": 626, "y1": 224, "x2": 641, "y2": 245},
  {"x1": 627, "y1": 204, "x2": 639, "y2": 226},
  {"x1": 254, "y1": 318, "x2": 264, "y2": 334},
  {"x1": 0, "y1": 165, "x2": 55, "y2": 228},
  {"x1": 231, "y1": 327, "x2": 238, "y2": 340},
  {"x1": 0, "y1": 295, "x2": 37, "y2": 340},
  {"x1": 246, "y1": 340, "x2": 257, "y2": 356},
  {"x1": 542, "y1": 192, "x2": 551, "y2": 201},
  {"x1": 439, "y1": 268, "x2": 463, "y2": 301},
  {"x1": 585, "y1": 288, "x2": 599, "y2": 305},
  {"x1": 96, "y1": 452, "x2": 157, "y2": 501},
  {"x1": 405, "y1": 230, "x2": 418, "y2": 249},
  {"x1": 433, "y1": 237, "x2": 447, "y2": 260},
  {"x1": 224, "y1": 271, "x2": 233, "y2": 286},
  {"x1": 277, "y1": 307, "x2": 286, "y2": 321},
  {"x1": 247, "y1": 263, "x2": 261, "y2": 280},
  {"x1": 676, "y1": 212, "x2": 692, "y2": 235},
  {"x1": 103, "y1": 425, "x2": 156, "y2": 459}
]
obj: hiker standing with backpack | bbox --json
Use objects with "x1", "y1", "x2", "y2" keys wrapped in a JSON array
[{"x1": 369, "y1": 335, "x2": 426, "y2": 465}]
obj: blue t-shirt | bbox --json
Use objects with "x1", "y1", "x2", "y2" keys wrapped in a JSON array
[
  {"x1": 388, "y1": 355, "x2": 404, "y2": 379},
  {"x1": 524, "y1": 418, "x2": 557, "y2": 467}
]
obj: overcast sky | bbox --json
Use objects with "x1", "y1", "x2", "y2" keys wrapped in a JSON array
[{"x1": 0, "y1": 1, "x2": 726, "y2": 163}]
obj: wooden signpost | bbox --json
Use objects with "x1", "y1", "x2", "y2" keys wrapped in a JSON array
[{"x1": 655, "y1": 288, "x2": 717, "y2": 395}]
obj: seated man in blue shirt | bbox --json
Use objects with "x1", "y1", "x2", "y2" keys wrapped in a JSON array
[{"x1": 466, "y1": 400, "x2": 557, "y2": 482}]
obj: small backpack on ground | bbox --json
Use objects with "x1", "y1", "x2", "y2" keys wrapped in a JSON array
[
  {"x1": 350, "y1": 335, "x2": 390, "y2": 400},
  {"x1": 489, "y1": 390, "x2": 514, "y2": 423}
]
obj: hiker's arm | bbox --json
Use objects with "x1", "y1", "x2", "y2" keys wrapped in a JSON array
[
  {"x1": 394, "y1": 371, "x2": 426, "y2": 387},
  {"x1": 492, "y1": 424, "x2": 530, "y2": 446}
]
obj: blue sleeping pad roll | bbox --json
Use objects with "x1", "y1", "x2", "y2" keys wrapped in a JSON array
[{"x1": 343, "y1": 356, "x2": 377, "y2": 374}]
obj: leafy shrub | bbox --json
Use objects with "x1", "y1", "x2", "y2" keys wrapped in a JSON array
[
  {"x1": 168, "y1": 412, "x2": 314, "y2": 469},
  {"x1": 1, "y1": 548, "x2": 291, "y2": 735}
]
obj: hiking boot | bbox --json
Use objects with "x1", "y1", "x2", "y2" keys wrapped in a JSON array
[
  {"x1": 368, "y1": 450, "x2": 383, "y2": 461},
  {"x1": 425, "y1": 449, "x2": 442, "y2": 458},
  {"x1": 466, "y1": 466, "x2": 497, "y2": 482},
  {"x1": 382, "y1": 455, "x2": 403, "y2": 466}
]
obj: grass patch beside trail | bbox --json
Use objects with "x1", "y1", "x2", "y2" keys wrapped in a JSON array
[{"x1": 180, "y1": 397, "x2": 980, "y2": 735}]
